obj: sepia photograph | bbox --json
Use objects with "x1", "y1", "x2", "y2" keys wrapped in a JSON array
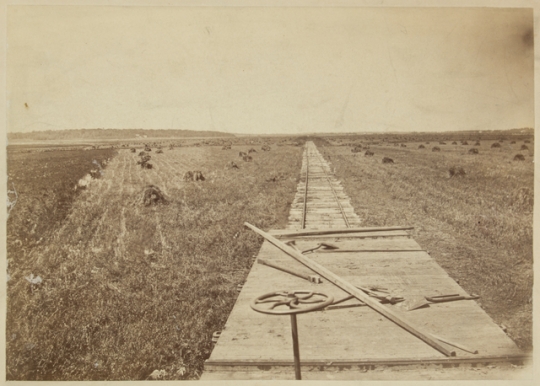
[{"x1": 3, "y1": 1, "x2": 535, "y2": 382}]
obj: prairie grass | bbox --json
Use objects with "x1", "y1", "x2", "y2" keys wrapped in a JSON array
[
  {"x1": 318, "y1": 139, "x2": 533, "y2": 350},
  {"x1": 7, "y1": 144, "x2": 303, "y2": 380}
]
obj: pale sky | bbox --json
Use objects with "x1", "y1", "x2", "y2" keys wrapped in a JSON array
[{"x1": 7, "y1": 6, "x2": 534, "y2": 135}]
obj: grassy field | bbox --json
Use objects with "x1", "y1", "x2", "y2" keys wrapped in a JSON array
[
  {"x1": 317, "y1": 138, "x2": 533, "y2": 350},
  {"x1": 6, "y1": 132, "x2": 534, "y2": 380},
  {"x1": 7, "y1": 148, "x2": 117, "y2": 261},
  {"x1": 6, "y1": 143, "x2": 303, "y2": 380}
]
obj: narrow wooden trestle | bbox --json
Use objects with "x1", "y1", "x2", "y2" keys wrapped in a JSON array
[
  {"x1": 289, "y1": 141, "x2": 361, "y2": 229},
  {"x1": 201, "y1": 142, "x2": 527, "y2": 380}
]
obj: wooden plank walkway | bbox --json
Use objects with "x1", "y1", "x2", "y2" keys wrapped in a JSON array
[
  {"x1": 287, "y1": 142, "x2": 362, "y2": 229},
  {"x1": 201, "y1": 142, "x2": 527, "y2": 380}
]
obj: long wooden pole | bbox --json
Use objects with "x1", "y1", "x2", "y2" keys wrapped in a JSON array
[
  {"x1": 271, "y1": 226, "x2": 414, "y2": 238},
  {"x1": 244, "y1": 222, "x2": 455, "y2": 357}
]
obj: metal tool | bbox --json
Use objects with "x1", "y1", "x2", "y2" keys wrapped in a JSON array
[
  {"x1": 258, "y1": 259, "x2": 323, "y2": 284},
  {"x1": 251, "y1": 290, "x2": 334, "y2": 380},
  {"x1": 408, "y1": 293, "x2": 480, "y2": 311},
  {"x1": 300, "y1": 242, "x2": 339, "y2": 254}
]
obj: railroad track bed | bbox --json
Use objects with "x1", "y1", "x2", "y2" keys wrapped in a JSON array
[
  {"x1": 287, "y1": 142, "x2": 362, "y2": 229},
  {"x1": 202, "y1": 142, "x2": 528, "y2": 380}
]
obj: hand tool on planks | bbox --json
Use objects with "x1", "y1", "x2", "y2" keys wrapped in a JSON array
[
  {"x1": 257, "y1": 258, "x2": 323, "y2": 284},
  {"x1": 284, "y1": 240, "x2": 338, "y2": 255},
  {"x1": 245, "y1": 222, "x2": 457, "y2": 357},
  {"x1": 300, "y1": 242, "x2": 339, "y2": 254},
  {"x1": 408, "y1": 293, "x2": 480, "y2": 311}
]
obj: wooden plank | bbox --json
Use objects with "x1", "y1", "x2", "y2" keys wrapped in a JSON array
[
  {"x1": 244, "y1": 222, "x2": 455, "y2": 357},
  {"x1": 271, "y1": 226, "x2": 414, "y2": 238},
  {"x1": 279, "y1": 230, "x2": 411, "y2": 239}
]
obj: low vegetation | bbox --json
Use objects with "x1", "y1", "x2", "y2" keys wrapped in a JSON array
[
  {"x1": 318, "y1": 138, "x2": 533, "y2": 350},
  {"x1": 7, "y1": 128, "x2": 533, "y2": 380},
  {"x1": 7, "y1": 143, "x2": 303, "y2": 380}
]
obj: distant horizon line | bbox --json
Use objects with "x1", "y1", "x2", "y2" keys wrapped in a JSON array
[{"x1": 8, "y1": 126, "x2": 534, "y2": 137}]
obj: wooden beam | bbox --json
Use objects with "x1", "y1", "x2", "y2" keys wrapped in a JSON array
[
  {"x1": 315, "y1": 249, "x2": 426, "y2": 253},
  {"x1": 301, "y1": 150, "x2": 308, "y2": 229},
  {"x1": 244, "y1": 222, "x2": 455, "y2": 357},
  {"x1": 270, "y1": 226, "x2": 414, "y2": 238}
]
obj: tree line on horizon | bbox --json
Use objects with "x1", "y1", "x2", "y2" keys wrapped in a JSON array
[{"x1": 8, "y1": 128, "x2": 236, "y2": 141}]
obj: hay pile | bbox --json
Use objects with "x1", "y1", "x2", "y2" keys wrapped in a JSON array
[
  {"x1": 248, "y1": 148, "x2": 257, "y2": 153},
  {"x1": 418, "y1": 144, "x2": 425, "y2": 149},
  {"x1": 432, "y1": 146, "x2": 441, "y2": 152},
  {"x1": 266, "y1": 173, "x2": 286, "y2": 182},
  {"x1": 351, "y1": 146, "x2": 362, "y2": 153},
  {"x1": 491, "y1": 142, "x2": 501, "y2": 148},
  {"x1": 382, "y1": 157, "x2": 394, "y2": 164},
  {"x1": 222, "y1": 145, "x2": 231, "y2": 150},
  {"x1": 364, "y1": 150, "x2": 374, "y2": 157},
  {"x1": 140, "y1": 185, "x2": 166, "y2": 206},
  {"x1": 137, "y1": 154, "x2": 152, "y2": 168},
  {"x1": 400, "y1": 144, "x2": 406, "y2": 147},
  {"x1": 520, "y1": 145, "x2": 529, "y2": 151},
  {"x1": 238, "y1": 151, "x2": 247, "y2": 157},
  {"x1": 242, "y1": 155, "x2": 253, "y2": 162},
  {"x1": 156, "y1": 149, "x2": 163, "y2": 154},
  {"x1": 513, "y1": 154, "x2": 525, "y2": 161},
  {"x1": 261, "y1": 145, "x2": 271, "y2": 151},
  {"x1": 130, "y1": 148, "x2": 136, "y2": 153},
  {"x1": 448, "y1": 166, "x2": 466, "y2": 178},
  {"x1": 468, "y1": 148, "x2": 479, "y2": 154},
  {"x1": 474, "y1": 141, "x2": 481, "y2": 146},
  {"x1": 183, "y1": 171, "x2": 205, "y2": 181},
  {"x1": 227, "y1": 161, "x2": 239, "y2": 169}
]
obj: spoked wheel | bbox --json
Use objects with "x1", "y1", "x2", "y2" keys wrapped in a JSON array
[
  {"x1": 251, "y1": 290, "x2": 334, "y2": 315},
  {"x1": 251, "y1": 290, "x2": 333, "y2": 380}
]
